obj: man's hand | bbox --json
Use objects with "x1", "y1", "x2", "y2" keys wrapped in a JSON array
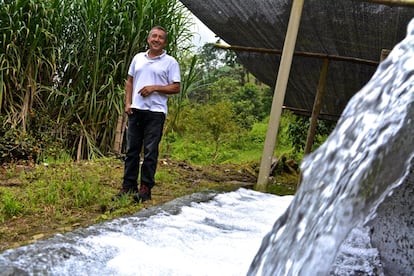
[
  {"x1": 125, "y1": 103, "x2": 133, "y2": 115},
  {"x1": 139, "y1": 86, "x2": 156, "y2": 97}
]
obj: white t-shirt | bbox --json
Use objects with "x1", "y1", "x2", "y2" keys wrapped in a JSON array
[{"x1": 128, "y1": 50, "x2": 181, "y2": 114}]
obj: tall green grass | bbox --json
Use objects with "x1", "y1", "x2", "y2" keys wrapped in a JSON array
[{"x1": 0, "y1": 0, "x2": 193, "y2": 161}]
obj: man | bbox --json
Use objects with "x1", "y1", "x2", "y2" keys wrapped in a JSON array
[{"x1": 116, "y1": 26, "x2": 181, "y2": 203}]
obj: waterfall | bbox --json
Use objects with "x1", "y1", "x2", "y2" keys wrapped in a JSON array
[{"x1": 248, "y1": 18, "x2": 414, "y2": 276}]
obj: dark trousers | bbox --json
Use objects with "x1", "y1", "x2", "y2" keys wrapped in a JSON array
[{"x1": 123, "y1": 109, "x2": 165, "y2": 191}]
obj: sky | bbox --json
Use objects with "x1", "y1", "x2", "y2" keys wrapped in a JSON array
[{"x1": 190, "y1": 14, "x2": 220, "y2": 46}]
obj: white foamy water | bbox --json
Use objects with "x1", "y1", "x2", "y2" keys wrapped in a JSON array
[
  {"x1": 0, "y1": 189, "x2": 293, "y2": 275},
  {"x1": 0, "y1": 188, "x2": 384, "y2": 275}
]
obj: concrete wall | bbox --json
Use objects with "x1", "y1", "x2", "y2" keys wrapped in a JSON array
[{"x1": 368, "y1": 159, "x2": 414, "y2": 275}]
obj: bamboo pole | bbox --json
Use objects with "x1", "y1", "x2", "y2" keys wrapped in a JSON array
[
  {"x1": 77, "y1": 135, "x2": 83, "y2": 162},
  {"x1": 358, "y1": 0, "x2": 414, "y2": 7},
  {"x1": 282, "y1": 106, "x2": 340, "y2": 120},
  {"x1": 256, "y1": 0, "x2": 305, "y2": 191},
  {"x1": 296, "y1": 59, "x2": 329, "y2": 188},
  {"x1": 215, "y1": 44, "x2": 379, "y2": 66},
  {"x1": 304, "y1": 58, "x2": 329, "y2": 156},
  {"x1": 380, "y1": 49, "x2": 391, "y2": 62},
  {"x1": 113, "y1": 114, "x2": 125, "y2": 154}
]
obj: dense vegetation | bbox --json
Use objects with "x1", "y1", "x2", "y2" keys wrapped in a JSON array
[{"x1": 0, "y1": 0, "x2": 193, "y2": 162}]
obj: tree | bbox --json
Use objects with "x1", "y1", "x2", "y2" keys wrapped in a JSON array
[{"x1": 183, "y1": 101, "x2": 240, "y2": 163}]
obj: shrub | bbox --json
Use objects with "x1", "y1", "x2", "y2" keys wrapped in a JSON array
[{"x1": 0, "y1": 124, "x2": 38, "y2": 163}]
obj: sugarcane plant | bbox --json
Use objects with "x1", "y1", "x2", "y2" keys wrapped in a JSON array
[{"x1": 0, "y1": 0, "x2": 194, "y2": 162}]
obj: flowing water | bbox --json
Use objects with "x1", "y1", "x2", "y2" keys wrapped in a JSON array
[
  {"x1": 0, "y1": 187, "x2": 386, "y2": 276},
  {"x1": 0, "y1": 189, "x2": 295, "y2": 275},
  {"x1": 248, "y1": 19, "x2": 414, "y2": 276}
]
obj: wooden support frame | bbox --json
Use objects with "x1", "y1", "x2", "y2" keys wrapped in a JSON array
[
  {"x1": 255, "y1": 0, "x2": 305, "y2": 191},
  {"x1": 215, "y1": 0, "x2": 410, "y2": 190}
]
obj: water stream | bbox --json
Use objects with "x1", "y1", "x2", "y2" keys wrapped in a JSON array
[
  {"x1": 0, "y1": 187, "x2": 385, "y2": 275},
  {"x1": 0, "y1": 189, "x2": 294, "y2": 275}
]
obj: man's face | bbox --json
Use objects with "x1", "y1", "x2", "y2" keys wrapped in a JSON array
[{"x1": 147, "y1": 29, "x2": 167, "y2": 51}]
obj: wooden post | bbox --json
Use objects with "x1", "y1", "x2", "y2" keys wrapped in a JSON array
[
  {"x1": 380, "y1": 49, "x2": 391, "y2": 62},
  {"x1": 76, "y1": 135, "x2": 83, "y2": 162},
  {"x1": 256, "y1": 0, "x2": 305, "y2": 191},
  {"x1": 113, "y1": 113, "x2": 127, "y2": 154},
  {"x1": 304, "y1": 58, "x2": 329, "y2": 155}
]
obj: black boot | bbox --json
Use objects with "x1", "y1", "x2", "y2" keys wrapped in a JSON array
[{"x1": 134, "y1": 184, "x2": 152, "y2": 203}]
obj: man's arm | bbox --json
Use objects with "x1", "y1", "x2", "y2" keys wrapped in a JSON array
[
  {"x1": 139, "y1": 82, "x2": 180, "y2": 97},
  {"x1": 125, "y1": 76, "x2": 133, "y2": 114}
]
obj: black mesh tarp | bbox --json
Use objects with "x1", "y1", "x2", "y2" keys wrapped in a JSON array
[{"x1": 180, "y1": 0, "x2": 414, "y2": 120}]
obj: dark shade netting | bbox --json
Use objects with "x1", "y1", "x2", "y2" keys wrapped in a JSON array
[{"x1": 181, "y1": 0, "x2": 414, "y2": 120}]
